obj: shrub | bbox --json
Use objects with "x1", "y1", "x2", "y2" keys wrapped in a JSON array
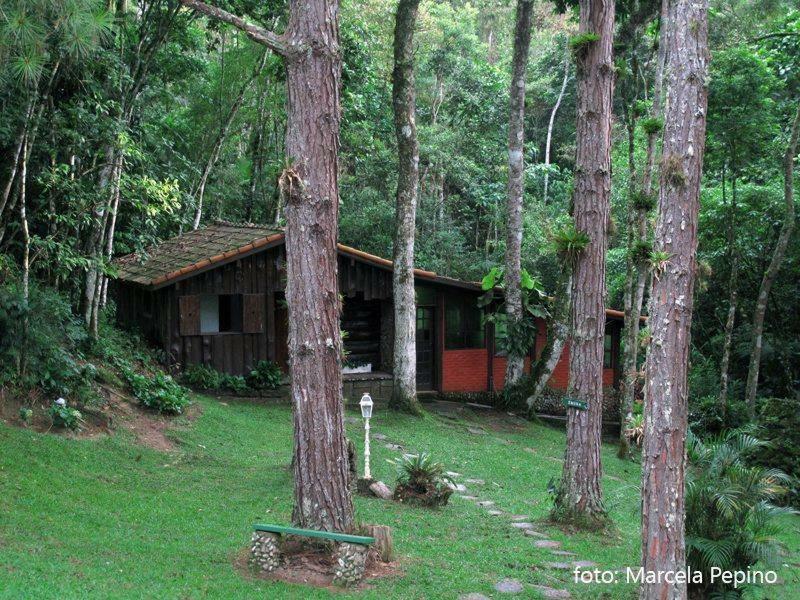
[
  {"x1": 247, "y1": 360, "x2": 283, "y2": 390},
  {"x1": 183, "y1": 364, "x2": 222, "y2": 389},
  {"x1": 124, "y1": 369, "x2": 188, "y2": 415},
  {"x1": 688, "y1": 395, "x2": 749, "y2": 438},
  {"x1": 19, "y1": 407, "x2": 33, "y2": 425},
  {"x1": 751, "y1": 398, "x2": 800, "y2": 506},
  {"x1": 389, "y1": 453, "x2": 453, "y2": 507},
  {"x1": 49, "y1": 400, "x2": 83, "y2": 431},
  {"x1": 623, "y1": 413, "x2": 644, "y2": 447},
  {"x1": 219, "y1": 373, "x2": 249, "y2": 394},
  {"x1": 686, "y1": 428, "x2": 796, "y2": 598}
]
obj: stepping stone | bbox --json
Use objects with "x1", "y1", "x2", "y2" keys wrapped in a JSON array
[
  {"x1": 459, "y1": 495, "x2": 479, "y2": 501},
  {"x1": 373, "y1": 433, "x2": 388, "y2": 440},
  {"x1": 534, "y1": 540, "x2": 562, "y2": 549},
  {"x1": 531, "y1": 585, "x2": 571, "y2": 599},
  {"x1": 550, "y1": 550, "x2": 577, "y2": 557},
  {"x1": 486, "y1": 510, "x2": 504, "y2": 516},
  {"x1": 545, "y1": 562, "x2": 572, "y2": 570},
  {"x1": 446, "y1": 471, "x2": 462, "y2": 478},
  {"x1": 476, "y1": 500, "x2": 495, "y2": 507},
  {"x1": 571, "y1": 560, "x2": 596, "y2": 569},
  {"x1": 523, "y1": 530, "x2": 548, "y2": 538},
  {"x1": 510, "y1": 514, "x2": 530, "y2": 521},
  {"x1": 447, "y1": 482, "x2": 467, "y2": 492},
  {"x1": 385, "y1": 443, "x2": 402, "y2": 451},
  {"x1": 467, "y1": 427, "x2": 487, "y2": 435},
  {"x1": 511, "y1": 522, "x2": 534, "y2": 529},
  {"x1": 494, "y1": 578, "x2": 524, "y2": 593},
  {"x1": 465, "y1": 478, "x2": 485, "y2": 485},
  {"x1": 459, "y1": 595, "x2": 490, "y2": 600}
]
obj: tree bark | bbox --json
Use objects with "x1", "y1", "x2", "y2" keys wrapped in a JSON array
[
  {"x1": 19, "y1": 134, "x2": 30, "y2": 378},
  {"x1": 744, "y1": 103, "x2": 800, "y2": 412},
  {"x1": 504, "y1": 0, "x2": 535, "y2": 387},
  {"x1": 389, "y1": 0, "x2": 423, "y2": 415},
  {"x1": 553, "y1": 0, "x2": 614, "y2": 526},
  {"x1": 640, "y1": 0, "x2": 709, "y2": 597},
  {"x1": 543, "y1": 38, "x2": 569, "y2": 205}
]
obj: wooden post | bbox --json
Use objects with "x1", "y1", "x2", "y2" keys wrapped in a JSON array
[{"x1": 365, "y1": 525, "x2": 393, "y2": 562}]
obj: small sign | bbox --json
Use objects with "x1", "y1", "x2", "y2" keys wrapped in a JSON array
[{"x1": 562, "y1": 397, "x2": 588, "y2": 411}]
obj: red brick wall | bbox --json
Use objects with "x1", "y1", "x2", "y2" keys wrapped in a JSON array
[
  {"x1": 491, "y1": 356, "x2": 532, "y2": 391},
  {"x1": 441, "y1": 349, "x2": 489, "y2": 392}
]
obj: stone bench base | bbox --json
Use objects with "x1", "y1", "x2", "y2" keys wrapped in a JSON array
[{"x1": 249, "y1": 531, "x2": 370, "y2": 585}]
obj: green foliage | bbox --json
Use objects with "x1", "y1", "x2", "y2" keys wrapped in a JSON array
[
  {"x1": 751, "y1": 398, "x2": 800, "y2": 506},
  {"x1": 649, "y1": 250, "x2": 671, "y2": 274},
  {"x1": 638, "y1": 116, "x2": 663, "y2": 136},
  {"x1": 623, "y1": 413, "x2": 644, "y2": 447},
  {"x1": 630, "y1": 189, "x2": 656, "y2": 211},
  {"x1": 49, "y1": 401, "x2": 82, "y2": 431},
  {"x1": 629, "y1": 239, "x2": 653, "y2": 264},
  {"x1": 19, "y1": 407, "x2": 33, "y2": 425},
  {"x1": 689, "y1": 395, "x2": 750, "y2": 438},
  {"x1": 183, "y1": 364, "x2": 223, "y2": 389},
  {"x1": 122, "y1": 369, "x2": 188, "y2": 415},
  {"x1": 247, "y1": 360, "x2": 282, "y2": 390},
  {"x1": 686, "y1": 428, "x2": 796, "y2": 598},
  {"x1": 389, "y1": 452, "x2": 453, "y2": 507},
  {"x1": 182, "y1": 363, "x2": 263, "y2": 394}
]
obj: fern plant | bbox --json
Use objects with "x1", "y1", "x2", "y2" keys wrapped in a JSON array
[
  {"x1": 686, "y1": 428, "x2": 796, "y2": 598},
  {"x1": 389, "y1": 453, "x2": 453, "y2": 507}
]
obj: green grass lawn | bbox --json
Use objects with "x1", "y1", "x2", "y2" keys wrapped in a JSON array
[{"x1": 1, "y1": 395, "x2": 798, "y2": 599}]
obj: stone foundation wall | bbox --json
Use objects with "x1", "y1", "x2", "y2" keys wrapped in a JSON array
[{"x1": 342, "y1": 373, "x2": 394, "y2": 403}]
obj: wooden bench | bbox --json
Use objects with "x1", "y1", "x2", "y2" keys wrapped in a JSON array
[{"x1": 250, "y1": 523, "x2": 375, "y2": 586}]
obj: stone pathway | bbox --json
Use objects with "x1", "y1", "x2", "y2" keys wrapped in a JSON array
[{"x1": 494, "y1": 579, "x2": 524, "y2": 593}]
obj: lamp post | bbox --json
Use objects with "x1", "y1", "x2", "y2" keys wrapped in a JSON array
[{"x1": 359, "y1": 393, "x2": 374, "y2": 479}]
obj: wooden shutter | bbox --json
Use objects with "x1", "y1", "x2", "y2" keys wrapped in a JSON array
[
  {"x1": 179, "y1": 295, "x2": 201, "y2": 336},
  {"x1": 243, "y1": 293, "x2": 266, "y2": 334}
]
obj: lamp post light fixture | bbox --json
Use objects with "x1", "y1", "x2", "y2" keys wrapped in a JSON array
[{"x1": 359, "y1": 393, "x2": 374, "y2": 479}]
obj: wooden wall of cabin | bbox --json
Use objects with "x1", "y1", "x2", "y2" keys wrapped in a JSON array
[{"x1": 163, "y1": 246, "x2": 283, "y2": 376}]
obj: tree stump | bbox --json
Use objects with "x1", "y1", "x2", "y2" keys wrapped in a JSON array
[{"x1": 365, "y1": 524, "x2": 393, "y2": 562}]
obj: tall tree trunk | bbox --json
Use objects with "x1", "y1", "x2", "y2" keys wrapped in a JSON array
[
  {"x1": 526, "y1": 267, "x2": 572, "y2": 413},
  {"x1": 640, "y1": 0, "x2": 709, "y2": 597},
  {"x1": 19, "y1": 134, "x2": 30, "y2": 378},
  {"x1": 718, "y1": 167, "x2": 738, "y2": 409},
  {"x1": 389, "y1": 0, "x2": 423, "y2": 415},
  {"x1": 192, "y1": 50, "x2": 268, "y2": 229},
  {"x1": 744, "y1": 104, "x2": 800, "y2": 412},
  {"x1": 543, "y1": 38, "x2": 569, "y2": 205},
  {"x1": 504, "y1": 0, "x2": 535, "y2": 387},
  {"x1": 553, "y1": 0, "x2": 614, "y2": 527},
  {"x1": 180, "y1": 0, "x2": 355, "y2": 532}
]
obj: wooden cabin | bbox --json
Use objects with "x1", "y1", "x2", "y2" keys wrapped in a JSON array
[{"x1": 112, "y1": 222, "x2": 623, "y2": 399}]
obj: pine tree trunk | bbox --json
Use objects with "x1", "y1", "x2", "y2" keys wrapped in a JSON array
[
  {"x1": 554, "y1": 0, "x2": 614, "y2": 526},
  {"x1": 744, "y1": 104, "x2": 800, "y2": 412},
  {"x1": 389, "y1": 0, "x2": 423, "y2": 415},
  {"x1": 181, "y1": 0, "x2": 355, "y2": 532},
  {"x1": 19, "y1": 135, "x2": 30, "y2": 378},
  {"x1": 504, "y1": 0, "x2": 535, "y2": 387},
  {"x1": 640, "y1": 0, "x2": 709, "y2": 597}
]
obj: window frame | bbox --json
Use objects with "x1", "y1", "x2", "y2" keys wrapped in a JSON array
[{"x1": 444, "y1": 295, "x2": 485, "y2": 350}]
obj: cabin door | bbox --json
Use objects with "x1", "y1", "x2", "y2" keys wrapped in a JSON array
[{"x1": 416, "y1": 306, "x2": 436, "y2": 390}]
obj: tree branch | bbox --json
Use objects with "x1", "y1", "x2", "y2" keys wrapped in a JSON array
[{"x1": 179, "y1": 0, "x2": 287, "y2": 56}]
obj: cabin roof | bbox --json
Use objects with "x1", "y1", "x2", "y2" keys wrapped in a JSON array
[
  {"x1": 113, "y1": 221, "x2": 482, "y2": 292},
  {"x1": 113, "y1": 222, "x2": 628, "y2": 319}
]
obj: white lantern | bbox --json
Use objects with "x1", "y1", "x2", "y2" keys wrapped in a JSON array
[{"x1": 359, "y1": 393, "x2": 373, "y2": 419}]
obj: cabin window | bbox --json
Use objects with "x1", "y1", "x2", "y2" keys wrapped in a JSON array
[
  {"x1": 200, "y1": 294, "x2": 243, "y2": 333},
  {"x1": 603, "y1": 332, "x2": 613, "y2": 368},
  {"x1": 445, "y1": 297, "x2": 485, "y2": 349}
]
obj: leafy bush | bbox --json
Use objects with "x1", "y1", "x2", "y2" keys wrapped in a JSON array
[
  {"x1": 751, "y1": 398, "x2": 800, "y2": 506},
  {"x1": 49, "y1": 400, "x2": 83, "y2": 431},
  {"x1": 247, "y1": 360, "x2": 283, "y2": 390},
  {"x1": 389, "y1": 453, "x2": 453, "y2": 507},
  {"x1": 220, "y1": 373, "x2": 249, "y2": 394},
  {"x1": 623, "y1": 413, "x2": 644, "y2": 447},
  {"x1": 183, "y1": 364, "x2": 222, "y2": 389},
  {"x1": 686, "y1": 428, "x2": 796, "y2": 598},
  {"x1": 689, "y1": 395, "x2": 749, "y2": 438},
  {"x1": 123, "y1": 369, "x2": 188, "y2": 415}
]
